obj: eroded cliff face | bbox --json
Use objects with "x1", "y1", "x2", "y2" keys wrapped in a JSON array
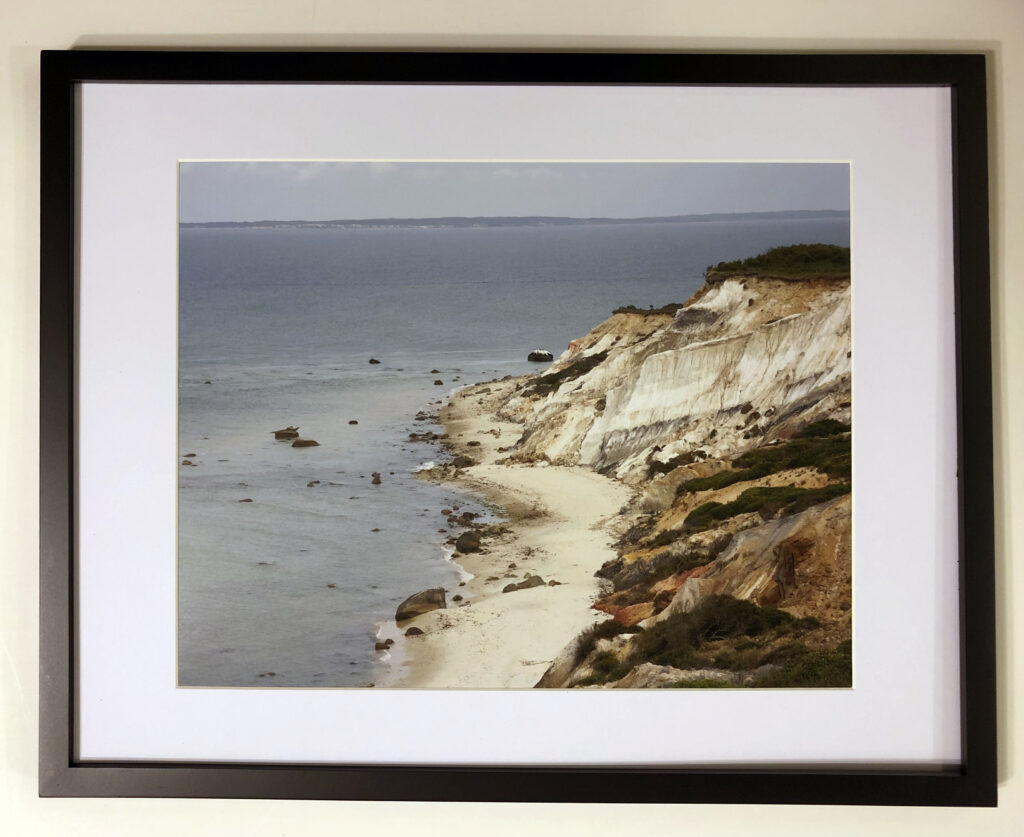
[
  {"x1": 488, "y1": 272, "x2": 853, "y2": 689},
  {"x1": 500, "y1": 275, "x2": 851, "y2": 482}
]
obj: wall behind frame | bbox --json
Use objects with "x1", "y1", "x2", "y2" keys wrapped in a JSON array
[{"x1": 2, "y1": 0, "x2": 1021, "y2": 834}]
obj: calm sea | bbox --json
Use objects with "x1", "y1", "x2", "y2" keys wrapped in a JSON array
[{"x1": 177, "y1": 217, "x2": 850, "y2": 687}]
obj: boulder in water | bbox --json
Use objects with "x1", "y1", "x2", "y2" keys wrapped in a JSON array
[{"x1": 528, "y1": 349, "x2": 553, "y2": 362}]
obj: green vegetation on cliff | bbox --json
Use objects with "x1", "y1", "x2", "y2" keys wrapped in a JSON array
[
  {"x1": 612, "y1": 302, "x2": 686, "y2": 316},
  {"x1": 706, "y1": 243, "x2": 850, "y2": 280},
  {"x1": 636, "y1": 595, "x2": 795, "y2": 668},
  {"x1": 754, "y1": 639, "x2": 852, "y2": 688},
  {"x1": 574, "y1": 595, "x2": 849, "y2": 687},
  {"x1": 683, "y1": 483, "x2": 851, "y2": 531},
  {"x1": 525, "y1": 350, "x2": 609, "y2": 396},
  {"x1": 677, "y1": 423, "x2": 851, "y2": 496}
]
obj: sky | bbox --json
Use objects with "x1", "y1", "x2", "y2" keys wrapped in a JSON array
[{"x1": 178, "y1": 161, "x2": 849, "y2": 223}]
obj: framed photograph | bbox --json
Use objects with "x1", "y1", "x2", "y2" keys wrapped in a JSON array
[{"x1": 39, "y1": 50, "x2": 996, "y2": 804}]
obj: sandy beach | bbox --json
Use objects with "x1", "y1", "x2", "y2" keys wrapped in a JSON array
[{"x1": 376, "y1": 378, "x2": 631, "y2": 689}]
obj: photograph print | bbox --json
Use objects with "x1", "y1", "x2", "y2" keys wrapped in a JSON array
[{"x1": 177, "y1": 161, "x2": 852, "y2": 690}]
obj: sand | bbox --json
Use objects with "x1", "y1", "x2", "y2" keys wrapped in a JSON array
[{"x1": 376, "y1": 378, "x2": 631, "y2": 689}]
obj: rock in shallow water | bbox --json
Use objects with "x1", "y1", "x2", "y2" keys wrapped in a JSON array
[
  {"x1": 528, "y1": 349, "x2": 553, "y2": 362},
  {"x1": 292, "y1": 439, "x2": 320, "y2": 447}
]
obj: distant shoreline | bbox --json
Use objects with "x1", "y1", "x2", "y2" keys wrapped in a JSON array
[{"x1": 179, "y1": 209, "x2": 849, "y2": 231}]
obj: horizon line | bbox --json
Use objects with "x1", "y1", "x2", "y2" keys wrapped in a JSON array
[{"x1": 180, "y1": 208, "x2": 851, "y2": 227}]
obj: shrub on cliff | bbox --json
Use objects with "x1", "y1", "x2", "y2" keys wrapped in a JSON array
[
  {"x1": 677, "y1": 433, "x2": 852, "y2": 496},
  {"x1": 613, "y1": 518, "x2": 656, "y2": 550},
  {"x1": 646, "y1": 528, "x2": 682, "y2": 548},
  {"x1": 669, "y1": 677, "x2": 734, "y2": 688},
  {"x1": 573, "y1": 619, "x2": 643, "y2": 666},
  {"x1": 612, "y1": 302, "x2": 686, "y2": 316},
  {"x1": 647, "y1": 450, "x2": 706, "y2": 476},
  {"x1": 576, "y1": 595, "x2": 845, "y2": 687},
  {"x1": 795, "y1": 419, "x2": 851, "y2": 438},
  {"x1": 753, "y1": 639, "x2": 852, "y2": 688},
  {"x1": 706, "y1": 244, "x2": 850, "y2": 280},
  {"x1": 683, "y1": 483, "x2": 851, "y2": 530},
  {"x1": 627, "y1": 594, "x2": 796, "y2": 671},
  {"x1": 526, "y1": 350, "x2": 609, "y2": 397},
  {"x1": 599, "y1": 533, "x2": 733, "y2": 593}
]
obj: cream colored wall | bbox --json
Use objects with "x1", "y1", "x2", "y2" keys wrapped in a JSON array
[{"x1": 3, "y1": 1, "x2": 1021, "y2": 834}]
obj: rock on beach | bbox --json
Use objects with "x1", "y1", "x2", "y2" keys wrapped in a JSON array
[
  {"x1": 502, "y1": 575, "x2": 546, "y2": 593},
  {"x1": 454, "y1": 530, "x2": 481, "y2": 554},
  {"x1": 395, "y1": 587, "x2": 447, "y2": 622}
]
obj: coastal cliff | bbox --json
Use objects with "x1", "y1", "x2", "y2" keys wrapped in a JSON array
[
  {"x1": 392, "y1": 244, "x2": 853, "y2": 689},
  {"x1": 498, "y1": 271, "x2": 851, "y2": 481}
]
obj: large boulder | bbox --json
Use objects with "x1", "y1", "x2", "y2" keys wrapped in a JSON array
[
  {"x1": 528, "y1": 349, "x2": 553, "y2": 362},
  {"x1": 272, "y1": 426, "x2": 299, "y2": 440},
  {"x1": 291, "y1": 439, "x2": 320, "y2": 448},
  {"x1": 454, "y1": 531, "x2": 481, "y2": 553},
  {"x1": 395, "y1": 587, "x2": 446, "y2": 622}
]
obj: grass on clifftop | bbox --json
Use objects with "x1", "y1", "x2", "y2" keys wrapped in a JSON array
[
  {"x1": 612, "y1": 302, "x2": 686, "y2": 316},
  {"x1": 706, "y1": 243, "x2": 850, "y2": 280}
]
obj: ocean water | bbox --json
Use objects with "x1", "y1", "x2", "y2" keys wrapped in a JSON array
[{"x1": 177, "y1": 217, "x2": 850, "y2": 687}]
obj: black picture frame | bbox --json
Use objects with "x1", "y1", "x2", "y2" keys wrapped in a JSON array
[{"x1": 39, "y1": 49, "x2": 996, "y2": 805}]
